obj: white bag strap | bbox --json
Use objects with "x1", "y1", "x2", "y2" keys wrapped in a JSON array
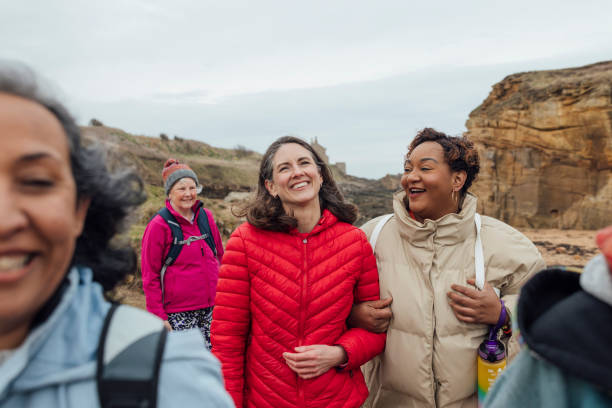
[
  {"x1": 474, "y1": 213, "x2": 500, "y2": 297},
  {"x1": 474, "y1": 213, "x2": 485, "y2": 290},
  {"x1": 369, "y1": 214, "x2": 393, "y2": 251}
]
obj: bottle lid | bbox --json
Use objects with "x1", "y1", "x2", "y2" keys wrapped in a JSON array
[{"x1": 478, "y1": 339, "x2": 506, "y2": 362}]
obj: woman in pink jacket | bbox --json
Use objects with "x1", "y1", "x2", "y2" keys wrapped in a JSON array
[{"x1": 141, "y1": 159, "x2": 224, "y2": 349}]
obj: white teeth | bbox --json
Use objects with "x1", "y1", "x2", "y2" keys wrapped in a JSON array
[
  {"x1": 0, "y1": 255, "x2": 31, "y2": 271},
  {"x1": 293, "y1": 182, "x2": 308, "y2": 189}
]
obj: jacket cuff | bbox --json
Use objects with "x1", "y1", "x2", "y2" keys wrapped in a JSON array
[{"x1": 334, "y1": 345, "x2": 349, "y2": 371}]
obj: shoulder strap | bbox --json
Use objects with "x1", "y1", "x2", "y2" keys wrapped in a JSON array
[
  {"x1": 97, "y1": 304, "x2": 167, "y2": 408},
  {"x1": 369, "y1": 214, "x2": 393, "y2": 251},
  {"x1": 474, "y1": 213, "x2": 500, "y2": 297},
  {"x1": 157, "y1": 207, "x2": 184, "y2": 267},
  {"x1": 196, "y1": 208, "x2": 218, "y2": 259},
  {"x1": 156, "y1": 208, "x2": 184, "y2": 298},
  {"x1": 474, "y1": 213, "x2": 485, "y2": 290}
]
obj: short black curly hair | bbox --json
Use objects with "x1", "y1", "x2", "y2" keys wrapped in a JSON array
[
  {"x1": 0, "y1": 63, "x2": 146, "y2": 292},
  {"x1": 407, "y1": 128, "x2": 480, "y2": 196}
]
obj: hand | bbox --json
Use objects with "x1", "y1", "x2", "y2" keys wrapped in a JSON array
[
  {"x1": 447, "y1": 279, "x2": 501, "y2": 325},
  {"x1": 282, "y1": 345, "x2": 347, "y2": 379},
  {"x1": 596, "y1": 225, "x2": 612, "y2": 269},
  {"x1": 347, "y1": 297, "x2": 393, "y2": 332},
  {"x1": 163, "y1": 320, "x2": 173, "y2": 331}
]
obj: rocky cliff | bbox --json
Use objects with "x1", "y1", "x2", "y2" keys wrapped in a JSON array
[{"x1": 465, "y1": 61, "x2": 612, "y2": 229}]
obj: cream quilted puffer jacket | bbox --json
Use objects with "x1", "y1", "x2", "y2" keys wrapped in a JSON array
[{"x1": 361, "y1": 193, "x2": 545, "y2": 408}]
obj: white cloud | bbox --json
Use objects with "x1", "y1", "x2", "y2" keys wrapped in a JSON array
[{"x1": 1, "y1": 0, "x2": 611, "y2": 177}]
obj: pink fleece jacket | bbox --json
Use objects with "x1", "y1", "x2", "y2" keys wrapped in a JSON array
[{"x1": 141, "y1": 200, "x2": 224, "y2": 320}]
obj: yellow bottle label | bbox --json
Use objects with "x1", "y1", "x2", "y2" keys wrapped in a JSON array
[{"x1": 477, "y1": 357, "x2": 506, "y2": 407}]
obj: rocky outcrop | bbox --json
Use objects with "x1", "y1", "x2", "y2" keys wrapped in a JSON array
[
  {"x1": 465, "y1": 61, "x2": 612, "y2": 229},
  {"x1": 337, "y1": 174, "x2": 400, "y2": 226}
]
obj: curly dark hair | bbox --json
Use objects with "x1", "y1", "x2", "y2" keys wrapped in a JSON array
[
  {"x1": 407, "y1": 128, "x2": 480, "y2": 196},
  {"x1": 236, "y1": 136, "x2": 357, "y2": 231},
  {"x1": 0, "y1": 63, "x2": 146, "y2": 292}
]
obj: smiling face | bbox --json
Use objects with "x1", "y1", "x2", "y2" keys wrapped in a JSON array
[
  {"x1": 264, "y1": 143, "x2": 323, "y2": 215},
  {"x1": 168, "y1": 177, "x2": 198, "y2": 215},
  {"x1": 0, "y1": 92, "x2": 89, "y2": 349},
  {"x1": 401, "y1": 141, "x2": 466, "y2": 222}
]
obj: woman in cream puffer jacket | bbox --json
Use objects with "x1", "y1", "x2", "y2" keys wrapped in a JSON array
[{"x1": 353, "y1": 128, "x2": 545, "y2": 408}]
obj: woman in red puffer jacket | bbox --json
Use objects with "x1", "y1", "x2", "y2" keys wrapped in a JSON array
[{"x1": 211, "y1": 136, "x2": 386, "y2": 408}]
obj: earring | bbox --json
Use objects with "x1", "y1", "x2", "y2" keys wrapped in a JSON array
[{"x1": 451, "y1": 190, "x2": 458, "y2": 203}]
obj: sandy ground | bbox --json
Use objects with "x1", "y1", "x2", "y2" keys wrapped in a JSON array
[
  {"x1": 522, "y1": 228, "x2": 599, "y2": 268},
  {"x1": 116, "y1": 228, "x2": 602, "y2": 311}
]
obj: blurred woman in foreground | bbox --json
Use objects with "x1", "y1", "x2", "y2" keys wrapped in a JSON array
[{"x1": 0, "y1": 64, "x2": 232, "y2": 407}]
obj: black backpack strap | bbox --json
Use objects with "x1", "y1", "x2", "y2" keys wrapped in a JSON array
[
  {"x1": 196, "y1": 208, "x2": 218, "y2": 259},
  {"x1": 157, "y1": 208, "x2": 184, "y2": 267},
  {"x1": 97, "y1": 304, "x2": 167, "y2": 408},
  {"x1": 156, "y1": 208, "x2": 184, "y2": 299}
]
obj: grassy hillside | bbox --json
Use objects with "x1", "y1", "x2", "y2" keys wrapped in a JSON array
[
  {"x1": 83, "y1": 125, "x2": 400, "y2": 302},
  {"x1": 82, "y1": 125, "x2": 399, "y2": 236}
]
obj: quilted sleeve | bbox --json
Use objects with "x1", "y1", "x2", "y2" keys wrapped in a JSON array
[
  {"x1": 335, "y1": 232, "x2": 386, "y2": 370},
  {"x1": 211, "y1": 227, "x2": 251, "y2": 408},
  {"x1": 141, "y1": 217, "x2": 170, "y2": 320}
]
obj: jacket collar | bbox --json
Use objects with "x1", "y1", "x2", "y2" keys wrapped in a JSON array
[
  {"x1": 289, "y1": 209, "x2": 338, "y2": 236},
  {"x1": 393, "y1": 191, "x2": 477, "y2": 247},
  {"x1": 165, "y1": 199, "x2": 203, "y2": 225},
  {"x1": 580, "y1": 254, "x2": 612, "y2": 307},
  {"x1": 0, "y1": 266, "x2": 105, "y2": 396}
]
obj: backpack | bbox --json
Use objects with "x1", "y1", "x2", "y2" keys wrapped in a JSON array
[
  {"x1": 97, "y1": 303, "x2": 167, "y2": 408},
  {"x1": 156, "y1": 206, "x2": 219, "y2": 298}
]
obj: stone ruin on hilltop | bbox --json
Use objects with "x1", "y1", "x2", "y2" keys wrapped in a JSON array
[{"x1": 311, "y1": 137, "x2": 346, "y2": 174}]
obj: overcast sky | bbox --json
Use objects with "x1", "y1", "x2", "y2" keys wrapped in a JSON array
[{"x1": 2, "y1": 0, "x2": 611, "y2": 178}]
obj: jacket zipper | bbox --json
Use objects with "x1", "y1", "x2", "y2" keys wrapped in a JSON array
[
  {"x1": 200, "y1": 245, "x2": 211, "y2": 304},
  {"x1": 298, "y1": 236, "x2": 308, "y2": 408},
  {"x1": 428, "y1": 237, "x2": 437, "y2": 404}
]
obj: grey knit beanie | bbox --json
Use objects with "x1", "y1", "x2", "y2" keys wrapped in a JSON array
[{"x1": 162, "y1": 158, "x2": 199, "y2": 195}]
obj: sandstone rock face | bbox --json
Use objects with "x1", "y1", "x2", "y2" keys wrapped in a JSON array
[{"x1": 465, "y1": 61, "x2": 612, "y2": 230}]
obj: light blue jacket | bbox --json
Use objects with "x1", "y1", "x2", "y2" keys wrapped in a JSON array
[{"x1": 0, "y1": 266, "x2": 233, "y2": 407}]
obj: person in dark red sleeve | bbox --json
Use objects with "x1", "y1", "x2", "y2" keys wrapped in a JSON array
[
  {"x1": 211, "y1": 136, "x2": 386, "y2": 408},
  {"x1": 483, "y1": 226, "x2": 612, "y2": 407}
]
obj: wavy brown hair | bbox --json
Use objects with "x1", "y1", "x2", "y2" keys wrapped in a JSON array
[
  {"x1": 236, "y1": 136, "x2": 357, "y2": 231},
  {"x1": 407, "y1": 128, "x2": 480, "y2": 196}
]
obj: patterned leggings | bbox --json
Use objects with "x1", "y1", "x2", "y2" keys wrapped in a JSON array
[{"x1": 167, "y1": 306, "x2": 213, "y2": 350}]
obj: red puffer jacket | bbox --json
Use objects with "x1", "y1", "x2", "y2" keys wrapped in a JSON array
[{"x1": 211, "y1": 210, "x2": 386, "y2": 408}]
